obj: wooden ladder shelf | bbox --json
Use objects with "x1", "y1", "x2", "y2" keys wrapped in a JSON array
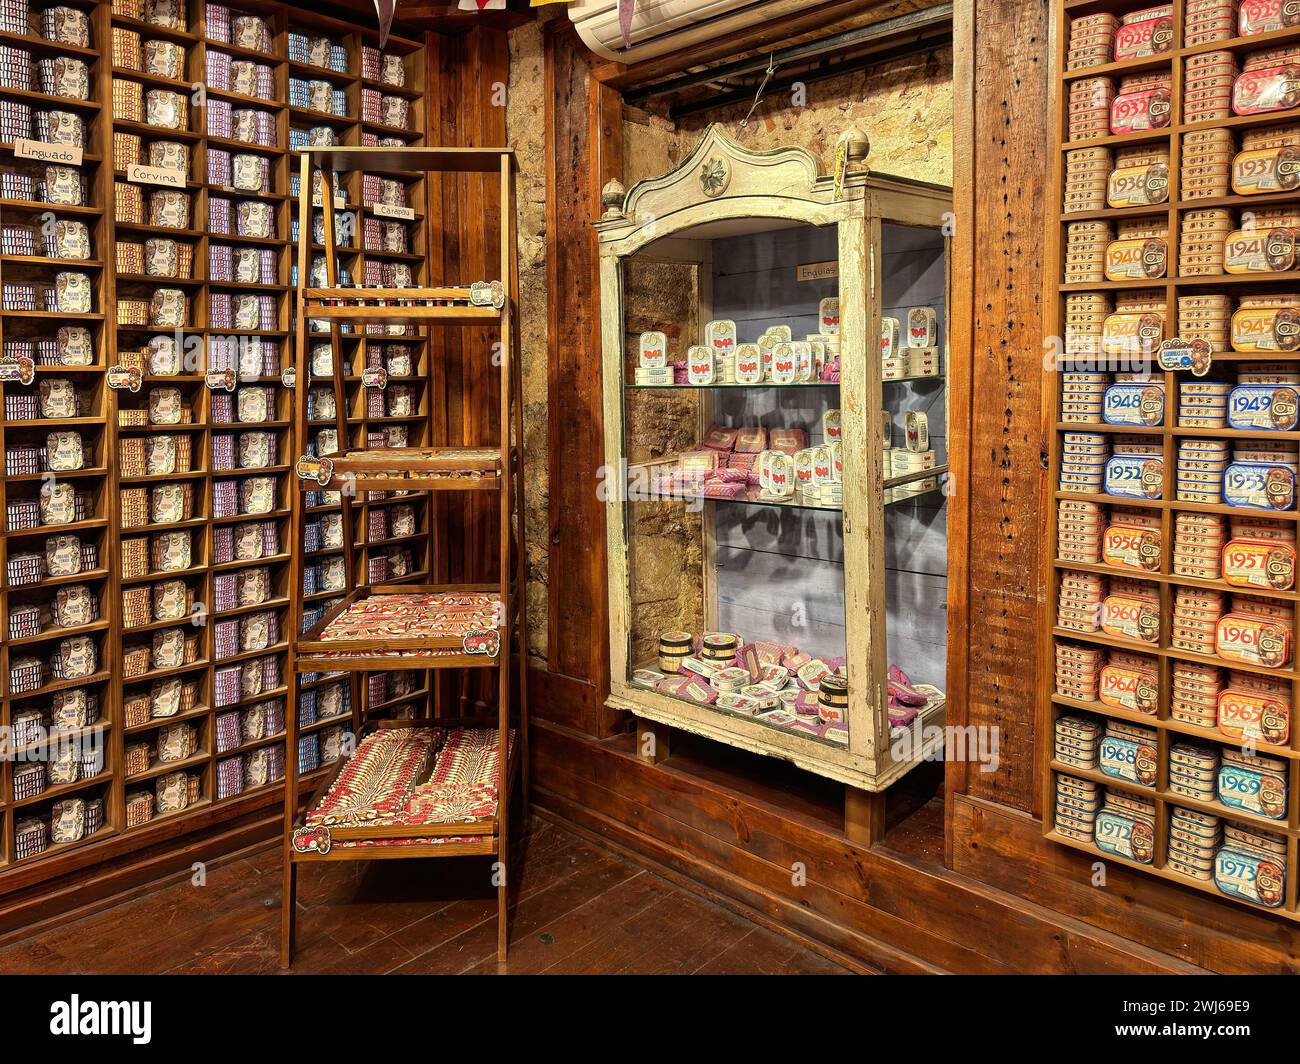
[{"x1": 280, "y1": 146, "x2": 527, "y2": 966}]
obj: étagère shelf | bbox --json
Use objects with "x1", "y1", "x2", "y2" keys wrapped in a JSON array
[
  {"x1": 1044, "y1": 0, "x2": 1300, "y2": 921},
  {"x1": 281, "y1": 145, "x2": 527, "y2": 966}
]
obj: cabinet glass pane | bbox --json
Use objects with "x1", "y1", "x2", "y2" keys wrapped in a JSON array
[
  {"x1": 620, "y1": 221, "x2": 850, "y2": 747},
  {"x1": 882, "y1": 222, "x2": 949, "y2": 726}
]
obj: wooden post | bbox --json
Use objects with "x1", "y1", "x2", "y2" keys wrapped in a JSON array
[{"x1": 844, "y1": 785, "x2": 886, "y2": 847}]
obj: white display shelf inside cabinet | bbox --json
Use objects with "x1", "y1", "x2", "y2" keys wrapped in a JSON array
[{"x1": 597, "y1": 125, "x2": 953, "y2": 814}]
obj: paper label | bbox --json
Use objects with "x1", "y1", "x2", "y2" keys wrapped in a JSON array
[
  {"x1": 371, "y1": 203, "x2": 415, "y2": 221},
  {"x1": 1110, "y1": 87, "x2": 1171, "y2": 134},
  {"x1": 1104, "y1": 455, "x2": 1163, "y2": 499},
  {"x1": 14, "y1": 139, "x2": 82, "y2": 165},
  {"x1": 127, "y1": 163, "x2": 185, "y2": 188},
  {"x1": 1102, "y1": 594, "x2": 1161, "y2": 642},
  {"x1": 1229, "y1": 384, "x2": 1299, "y2": 431},
  {"x1": 1103, "y1": 383, "x2": 1164, "y2": 426},
  {"x1": 1233, "y1": 145, "x2": 1300, "y2": 195},
  {"x1": 1217, "y1": 765, "x2": 1288, "y2": 819}
]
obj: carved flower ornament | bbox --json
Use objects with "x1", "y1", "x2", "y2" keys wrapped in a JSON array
[{"x1": 700, "y1": 156, "x2": 729, "y2": 198}]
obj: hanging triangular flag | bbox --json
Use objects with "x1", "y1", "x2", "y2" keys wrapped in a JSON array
[
  {"x1": 531, "y1": 0, "x2": 575, "y2": 5},
  {"x1": 620, "y1": 0, "x2": 635, "y2": 47},
  {"x1": 457, "y1": 0, "x2": 506, "y2": 8},
  {"x1": 374, "y1": 0, "x2": 394, "y2": 47}
]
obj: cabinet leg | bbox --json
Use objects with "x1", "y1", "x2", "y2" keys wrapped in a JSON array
[
  {"x1": 844, "y1": 786, "x2": 886, "y2": 847},
  {"x1": 636, "y1": 718, "x2": 670, "y2": 764},
  {"x1": 280, "y1": 855, "x2": 297, "y2": 969}
]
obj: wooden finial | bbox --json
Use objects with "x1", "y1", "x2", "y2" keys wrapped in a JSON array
[{"x1": 601, "y1": 179, "x2": 626, "y2": 219}]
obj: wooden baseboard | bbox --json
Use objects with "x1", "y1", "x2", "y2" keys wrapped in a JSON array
[{"x1": 531, "y1": 719, "x2": 1210, "y2": 974}]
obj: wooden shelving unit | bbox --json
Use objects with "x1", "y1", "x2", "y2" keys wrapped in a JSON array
[
  {"x1": 1043, "y1": 0, "x2": 1300, "y2": 921},
  {"x1": 0, "y1": 0, "x2": 431, "y2": 892},
  {"x1": 281, "y1": 145, "x2": 527, "y2": 966}
]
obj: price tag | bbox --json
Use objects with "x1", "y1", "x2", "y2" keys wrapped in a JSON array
[{"x1": 362, "y1": 366, "x2": 388, "y2": 389}]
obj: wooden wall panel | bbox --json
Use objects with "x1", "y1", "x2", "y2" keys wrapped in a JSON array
[
  {"x1": 945, "y1": 0, "x2": 1049, "y2": 815},
  {"x1": 425, "y1": 27, "x2": 510, "y2": 711},
  {"x1": 539, "y1": 23, "x2": 621, "y2": 733}
]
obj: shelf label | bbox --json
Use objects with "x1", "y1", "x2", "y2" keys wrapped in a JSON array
[
  {"x1": 0, "y1": 355, "x2": 35, "y2": 385},
  {"x1": 126, "y1": 163, "x2": 186, "y2": 188},
  {"x1": 205, "y1": 368, "x2": 237, "y2": 392},
  {"x1": 362, "y1": 366, "x2": 388, "y2": 390},
  {"x1": 371, "y1": 203, "x2": 415, "y2": 221},
  {"x1": 797, "y1": 260, "x2": 838, "y2": 282},
  {"x1": 311, "y1": 194, "x2": 348, "y2": 209},
  {"x1": 107, "y1": 365, "x2": 143, "y2": 392},
  {"x1": 281, "y1": 365, "x2": 297, "y2": 389},
  {"x1": 14, "y1": 139, "x2": 82, "y2": 166}
]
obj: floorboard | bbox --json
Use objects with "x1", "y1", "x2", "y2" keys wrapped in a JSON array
[{"x1": 0, "y1": 821, "x2": 852, "y2": 976}]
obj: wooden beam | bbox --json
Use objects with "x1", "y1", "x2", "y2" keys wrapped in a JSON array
[{"x1": 591, "y1": 0, "x2": 928, "y2": 91}]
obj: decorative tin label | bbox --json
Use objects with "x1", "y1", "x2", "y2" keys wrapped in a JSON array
[
  {"x1": 1094, "y1": 810, "x2": 1155, "y2": 864},
  {"x1": 1218, "y1": 689, "x2": 1291, "y2": 744},
  {"x1": 1105, "y1": 237, "x2": 1167, "y2": 281},
  {"x1": 1110, "y1": 87, "x2": 1172, "y2": 134},
  {"x1": 1228, "y1": 384, "x2": 1299, "y2": 431},
  {"x1": 362, "y1": 367, "x2": 388, "y2": 390},
  {"x1": 1101, "y1": 593, "x2": 1161, "y2": 643},
  {"x1": 1223, "y1": 538, "x2": 1297, "y2": 590},
  {"x1": 639, "y1": 331, "x2": 668, "y2": 369},
  {"x1": 1099, "y1": 663, "x2": 1159, "y2": 713},
  {"x1": 1239, "y1": 0, "x2": 1300, "y2": 36},
  {"x1": 281, "y1": 366, "x2": 297, "y2": 389},
  {"x1": 706, "y1": 319, "x2": 737, "y2": 357},
  {"x1": 1215, "y1": 848, "x2": 1286, "y2": 908},
  {"x1": 1157, "y1": 337, "x2": 1214, "y2": 375},
  {"x1": 205, "y1": 368, "x2": 237, "y2": 392},
  {"x1": 1217, "y1": 764, "x2": 1288, "y2": 820},
  {"x1": 1113, "y1": 14, "x2": 1173, "y2": 60},
  {"x1": 1224, "y1": 227, "x2": 1297, "y2": 273},
  {"x1": 1104, "y1": 455, "x2": 1163, "y2": 499},
  {"x1": 107, "y1": 365, "x2": 143, "y2": 392},
  {"x1": 819, "y1": 297, "x2": 840, "y2": 335},
  {"x1": 1223, "y1": 461, "x2": 1295, "y2": 510},
  {"x1": 734, "y1": 343, "x2": 762, "y2": 385},
  {"x1": 1103, "y1": 382, "x2": 1164, "y2": 426},
  {"x1": 1233, "y1": 145, "x2": 1300, "y2": 195},
  {"x1": 1107, "y1": 162, "x2": 1169, "y2": 207},
  {"x1": 1232, "y1": 63, "x2": 1300, "y2": 115},
  {"x1": 686, "y1": 345, "x2": 714, "y2": 386},
  {"x1": 1231, "y1": 307, "x2": 1300, "y2": 352},
  {"x1": 905, "y1": 410, "x2": 929, "y2": 451},
  {"x1": 1098, "y1": 735, "x2": 1158, "y2": 786},
  {"x1": 1216, "y1": 613, "x2": 1292, "y2": 667},
  {"x1": 462, "y1": 629, "x2": 501, "y2": 657},
  {"x1": 1102, "y1": 524, "x2": 1161, "y2": 572}
]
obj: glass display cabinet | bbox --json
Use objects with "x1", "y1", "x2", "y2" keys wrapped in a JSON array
[{"x1": 597, "y1": 125, "x2": 952, "y2": 830}]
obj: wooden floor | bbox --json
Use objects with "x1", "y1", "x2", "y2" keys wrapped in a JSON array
[{"x1": 0, "y1": 820, "x2": 852, "y2": 974}]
